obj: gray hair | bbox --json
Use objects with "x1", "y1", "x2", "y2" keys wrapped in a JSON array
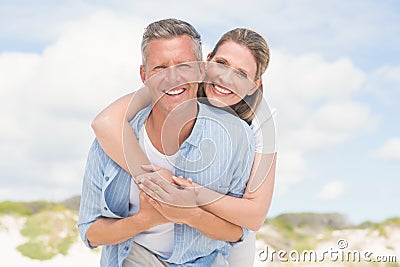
[{"x1": 141, "y1": 18, "x2": 203, "y2": 66}]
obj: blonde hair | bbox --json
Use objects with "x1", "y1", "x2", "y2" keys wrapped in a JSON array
[
  {"x1": 141, "y1": 18, "x2": 202, "y2": 67},
  {"x1": 199, "y1": 28, "x2": 270, "y2": 124}
]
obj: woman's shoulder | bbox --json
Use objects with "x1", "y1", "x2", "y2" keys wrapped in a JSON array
[{"x1": 197, "y1": 103, "x2": 251, "y2": 132}]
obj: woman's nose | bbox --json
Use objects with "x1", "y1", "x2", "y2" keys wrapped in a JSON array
[{"x1": 218, "y1": 67, "x2": 234, "y2": 87}]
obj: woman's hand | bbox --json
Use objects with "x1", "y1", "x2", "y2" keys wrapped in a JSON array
[
  {"x1": 137, "y1": 164, "x2": 199, "y2": 207},
  {"x1": 137, "y1": 164, "x2": 175, "y2": 183},
  {"x1": 170, "y1": 175, "x2": 195, "y2": 187}
]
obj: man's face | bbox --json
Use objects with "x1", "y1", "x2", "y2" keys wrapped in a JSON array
[{"x1": 140, "y1": 35, "x2": 199, "y2": 114}]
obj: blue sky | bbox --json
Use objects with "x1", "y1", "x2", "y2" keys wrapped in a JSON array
[{"x1": 0, "y1": 0, "x2": 399, "y2": 224}]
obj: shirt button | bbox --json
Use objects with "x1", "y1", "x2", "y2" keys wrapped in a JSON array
[
  {"x1": 105, "y1": 176, "x2": 109, "y2": 181},
  {"x1": 104, "y1": 207, "x2": 108, "y2": 211},
  {"x1": 124, "y1": 246, "x2": 129, "y2": 251}
]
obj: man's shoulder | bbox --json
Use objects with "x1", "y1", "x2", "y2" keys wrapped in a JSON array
[
  {"x1": 198, "y1": 103, "x2": 247, "y2": 124},
  {"x1": 128, "y1": 105, "x2": 152, "y2": 134},
  {"x1": 88, "y1": 138, "x2": 125, "y2": 173},
  {"x1": 196, "y1": 103, "x2": 254, "y2": 151}
]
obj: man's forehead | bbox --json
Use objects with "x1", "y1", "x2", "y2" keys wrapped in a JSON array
[{"x1": 146, "y1": 36, "x2": 198, "y2": 65}]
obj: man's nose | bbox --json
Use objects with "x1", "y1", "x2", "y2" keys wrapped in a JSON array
[{"x1": 165, "y1": 67, "x2": 182, "y2": 83}]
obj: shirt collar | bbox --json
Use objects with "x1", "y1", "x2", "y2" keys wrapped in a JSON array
[
  {"x1": 138, "y1": 102, "x2": 210, "y2": 148},
  {"x1": 182, "y1": 102, "x2": 206, "y2": 147}
]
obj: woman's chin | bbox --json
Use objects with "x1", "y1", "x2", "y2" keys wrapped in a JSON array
[{"x1": 206, "y1": 97, "x2": 229, "y2": 108}]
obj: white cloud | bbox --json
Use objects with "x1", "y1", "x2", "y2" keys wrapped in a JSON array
[
  {"x1": 274, "y1": 150, "x2": 311, "y2": 196},
  {"x1": 0, "y1": 2, "x2": 97, "y2": 48},
  {"x1": 267, "y1": 51, "x2": 366, "y2": 106},
  {"x1": 314, "y1": 181, "x2": 347, "y2": 201},
  {"x1": 0, "y1": 3, "x2": 394, "y2": 204},
  {"x1": 365, "y1": 65, "x2": 400, "y2": 105},
  {"x1": 0, "y1": 11, "x2": 147, "y2": 201},
  {"x1": 3, "y1": 1, "x2": 400, "y2": 57},
  {"x1": 376, "y1": 137, "x2": 400, "y2": 161},
  {"x1": 266, "y1": 51, "x2": 375, "y2": 193},
  {"x1": 285, "y1": 101, "x2": 377, "y2": 152}
]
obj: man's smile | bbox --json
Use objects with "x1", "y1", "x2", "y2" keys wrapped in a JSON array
[{"x1": 163, "y1": 87, "x2": 186, "y2": 96}]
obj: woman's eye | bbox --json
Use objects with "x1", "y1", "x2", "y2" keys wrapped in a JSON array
[{"x1": 238, "y1": 71, "x2": 248, "y2": 78}]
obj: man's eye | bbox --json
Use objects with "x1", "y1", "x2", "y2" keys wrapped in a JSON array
[
  {"x1": 177, "y1": 63, "x2": 191, "y2": 68},
  {"x1": 154, "y1": 66, "x2": 166, "y2": 70}
]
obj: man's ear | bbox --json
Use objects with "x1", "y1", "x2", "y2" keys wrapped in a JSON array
[
  {"x1": 247, "y1": 78, "x2": 262, "y2": 96},
  {"x1": 140, "y1": 65, "x2": 146, "y2": 83},
  {"x1": 198, "y1": 61, "x2": 206, "y2": 81}
]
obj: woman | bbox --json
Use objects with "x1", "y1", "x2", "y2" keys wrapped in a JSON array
[{"x1": 92, "y1": 28, "x2": 276, "y2": 266}]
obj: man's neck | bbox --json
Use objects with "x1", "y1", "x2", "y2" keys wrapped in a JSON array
[{"x1": 145, "y1": 101, "x2": 198, "y2": 155}]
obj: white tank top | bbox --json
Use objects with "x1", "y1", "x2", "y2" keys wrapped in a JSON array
[{"x1": 130, "y1": 125, "x2": 178, "y2": 258}]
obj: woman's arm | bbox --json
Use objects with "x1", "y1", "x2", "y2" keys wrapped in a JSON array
[
  {"x1": 198, "y1": 153, "x2": 276, "y2": 231},
  {"x1": 166, "y1": 153, "x2": 277, "y2": 231},
  {"x1": 140, "y1": 180, "x2": 244, "y2": 243},
  {"x1": 91, "y1": 88, "x2": 151, "y2": 176}
]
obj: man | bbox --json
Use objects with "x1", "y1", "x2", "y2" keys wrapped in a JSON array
[{"x1": 78, "y1": 18, "x2": 255, "y2": 267}]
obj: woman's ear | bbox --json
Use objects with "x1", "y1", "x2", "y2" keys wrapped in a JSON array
[
  {"x1": 140, "y1": 65, "x2": 146, "y2": 83},
  {"x1": 206, "y1": 53, "x2": 212, "y2": 61},
  {"x1": 247, "y1": 78, "x2": 262, "y2": 95}
]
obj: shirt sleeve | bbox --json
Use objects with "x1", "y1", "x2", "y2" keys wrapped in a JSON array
[
  {"x1": 251, "y1": 98, "x2": 277, "y2": 154},
  {"x1": 77, "y1": 139, "x2": 107, "y2": 249},
  {"x1": 224, "y1": 121, "x2": 254, "y2": 246},
  {"x1": 228, "y1": 227, "x2": 249, "y2": 247},
  {"x1": 227, "y1": 120, "x2": 255, "y2": 199},
  {"x1": 250, "y1": 119, "x2": 264, "y2": 153}
]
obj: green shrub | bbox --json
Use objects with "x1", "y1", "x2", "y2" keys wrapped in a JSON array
[
  {"x1": 0, "y1": 201, "x2": 66, "y2": 216},
  {"x1": 17, "y1": 210, "x2": 77, "y2": 260},
  {"x1": 0, "y1": 202, "x2": 33, "y2": 216}
]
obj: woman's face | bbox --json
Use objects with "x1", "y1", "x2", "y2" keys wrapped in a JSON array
[{"x1": 204, "y1": 40, "x2": 260, "y2": 107}]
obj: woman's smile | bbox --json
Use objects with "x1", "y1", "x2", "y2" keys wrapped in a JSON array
[{"x1": 211, "y1": 83, "x2": 233, "y2": 95}]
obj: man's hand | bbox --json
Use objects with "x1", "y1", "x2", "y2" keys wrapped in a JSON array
[
  {"x1": 137, "y1": 172, "x2": 199, "y2": 207},
  {"x1": 137, "y1": 191, "x2": 169, "y2": 227},
  {"x1": 136, "y1": 164, "x2": 201, "y2": 224},
  {"x1": 143, "y1": 193, "x2": 200, "y2": 225}
]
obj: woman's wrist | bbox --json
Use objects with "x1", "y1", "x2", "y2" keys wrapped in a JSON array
[
  {"x1": 196, "y1": 186, "x2": 222, "y2": 206},
  {"x1": 184, "y1": 207, "x2": 203, "y2": 227}
]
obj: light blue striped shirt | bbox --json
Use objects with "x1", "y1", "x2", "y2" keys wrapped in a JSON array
[{"x1": 78, "y1": 103, "x2": 255, "y2": 266}]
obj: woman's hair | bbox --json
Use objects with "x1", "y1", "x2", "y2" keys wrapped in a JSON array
[
  {"x1": 141, "y1": 18, "x2": 203, "y2": 67},
  {"x1": 199, "y1": 28, "x2": 270, "y2": 124}
]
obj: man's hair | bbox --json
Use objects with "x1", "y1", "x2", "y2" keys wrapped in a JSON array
[{"x1": 141, "y1": 18, "x2": 202, "y2": 66}]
